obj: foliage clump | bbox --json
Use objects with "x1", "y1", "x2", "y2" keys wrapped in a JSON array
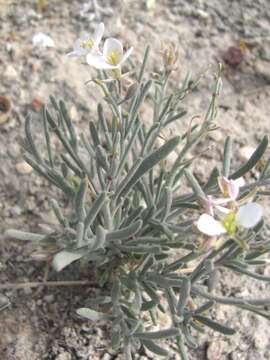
[{"x1": 6, "y1": 23, "x2": 270, "y2": 359}]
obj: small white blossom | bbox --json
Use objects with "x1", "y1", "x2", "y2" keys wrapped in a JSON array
[
  {"x1": 86, "y1": 37, "x2": 133, "y2": 70},
  {"x1": 67, "y1": 22, "x2": 104, "y2": 57},
  {"x1": 197, "y1": 202, "x2": 263, "y2": 237}
]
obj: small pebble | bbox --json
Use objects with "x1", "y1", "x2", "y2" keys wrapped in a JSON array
[
  {"x1": 44, "y1": 294, "x2": 55, "y2": 304},
  {"x1": 206, "y1": 340, "x2": 226, "y2": 360},
  {"x1": 254, "y1": 59, "x2": 270, "y2": 82},
  {"x1": 0, "y1": 294, "x2": 10, "y2": 310},
  {"x1": 70, "y1": 105, "x2": 80, "y2": 122},
  {"x1": 102, "y1": 354, "x2": 112, "y2": 360},
  {"x1": 55, "y1": 352, "x2": 72, "y2": 360},
  {"x1": 23, "y1": 286, "x2": 33, "y2": 295},
  {"x1": 16, "y1": 161, "x2": 33, "y2": 175},
  {"x1": 4, "y1": 65, "x2": 18, "y2": 79},
  {"x1": 253, "y1": 327, "x2": 269, "y2": 349},
  {"x1": 9, "y1": 205, "x2": 22, "y2": 217},
  {"x1": 193, "y1": 9, "x2": 210, "y2": 20},
  {"x1": 259, "y1": 47, "x2": 270, "y2": 61}
]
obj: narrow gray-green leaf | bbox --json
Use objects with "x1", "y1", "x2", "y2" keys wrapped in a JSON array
[
  {"x1": 5, "y1": 229, "x2": 45, "y2": 242},
  {"x1": 106, "y1": 220, "x2": 142, "y2": 241},
  {"x1": 84, "y1": 192, "x2": 107, "y2": 230},
  {"x1": 230, "y1": 136, "x2": 268, "y2": 179},
  {"x1": 184, "y1": 169, "x2": 205, "y2": 199},
  {"x1": 91, "y1": 225, "x2": 106, "y2": 251},
  {"x1": 89, "y1": 121, "x2": 100, "y2": 148},
  {"x1": 117, "y1": 244, "x2": 161, "y2": 254},
  {"x1": 133, "y1": 327, "x2": 179, "y2": 340},
  {"x1": 52, "y1": 249, "x2": 85, "y2": 272},
  {"x1": 204, "y1": 167, "x2": 220, "y2": 190},
  {"x1": 59, "y1": 100, "x2": 77, "y2": 150},
  {"x1": 138, "y1": 45, "x2": 150, "y2": 82},
  {"x1": 42, "y1": 105, "x2": 54, "y2": 168},
  {"x1": 111, "y1": 278, "x2": 121, "y2": 305},
  {"x1": 119, "y1": 136, "x2": 180, "y2": 198},
  {"x1": 177, "y1": 277, "x2": 191, "y2": 316},
  {"x1": 193, "y1": 314, "x2": 236, "y2": 335},
  {"x1": 142, "y1": 339, "x2": 169, "y2": 357},
  {"x1": 77, "y1": 308, "x2": 111, "y2": 321},
  {"x1": 50, "y1": 199, "x2": 68, "y2": 227},
  {"x1": 25, "y1": 115, "x2": 42, "y2": 162},
  {"x1": 223, "y1": 136, "x2": 232, "y2": 177},
  {"x1": 75, "y1": 179, "x2": 87, "y2": 221}
]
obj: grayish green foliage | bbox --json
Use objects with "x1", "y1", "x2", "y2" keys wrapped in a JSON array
[{"x1": 5, "y1": 46, "x2": 270, "y2": 359}]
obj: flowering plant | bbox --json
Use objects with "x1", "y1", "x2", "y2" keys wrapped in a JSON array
[{"x1": 5, "y1": 23, "x2": 270, "y2": 359}]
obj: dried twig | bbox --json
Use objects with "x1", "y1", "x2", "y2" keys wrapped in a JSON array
[{"x1": 0, "y1": 280, "x2": 98, "y2": 290}]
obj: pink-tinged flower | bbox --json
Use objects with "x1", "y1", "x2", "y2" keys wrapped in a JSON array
[
  {"x1": 197, "y1": 202, "x2": 263, "y2": 237},
  {"x1": 201, "y1": 176, "x2": 245, "y2": 216},
  {"x1": 67, "y1": 23, "x2": 104, "y2": 57},
  {"x1": 218, "y1": 176, "x2": 244, "y2": 201},
  {"x1": 86, "y1": 38, "x2": 133, "y2": 70}
]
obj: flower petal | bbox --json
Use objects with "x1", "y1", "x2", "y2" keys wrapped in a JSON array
[
  {"x1": 197, "y1": 214, "x2": 226, "y2": 236},
  {"x1": 119, "y1": 46, "x2": 133, "y2": 65},
  {"x1": 236, "y1": 203, "x2": 263, "y2": 229},
  {"x1": 86, "y1": 53, "x2": 117, "y2": 69},
  {"x1": 228, "y1": 179, "x2": 240, "y2": 200},
  {"x1": 67, "y1": 49, "x2": 87, "y2": 57},
  {"x1": 66, "y1": 51, "x2": 79, "y2": 57},
  {"x1": 218, "y1": 176, "x2": 230, "y2": 194},
  {"x1": 201, "y1": 197, "x2": 214, "y2": 216},
  {"x1": 93, "y1": 22, "x2": 104, "y2": 46},
  {"x1": 234, "y1": 177, "x2": 245, "y2": 188},
  {"x1": 103, "y1": 38, "x2": 123, "y2": 61},
  {"x1": 215, "y1": 205, "x2": 231, "y2": 215},
  {"x1": 218, "y1": 176, "x2": 239, "y2": 200},
  {"x1": 67, "y1": 36, "x2": 88, "y2": 57},
  {"x1": 210, "y1": 197, "x2": 232, "y2": 205}
]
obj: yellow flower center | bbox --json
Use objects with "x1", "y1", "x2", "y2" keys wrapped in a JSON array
[
  {"x1": 221, "y1": 212, "x2": 237, "y2": 235},
  {"x1": 107, "y1": 51, "x2": 122, "y2": 65},
  {"x1": 80, "y1": 38, "x2": 94, "y2": 49},
  {"x1": 222, "y1": 186, "x2": 229, "y2": 197}
]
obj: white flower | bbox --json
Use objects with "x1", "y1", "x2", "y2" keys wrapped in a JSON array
[
  {"x1": 67, "y1": 22, "x2": 104, "y2": 57},
  {"x1": 86, "y1": 37, "x2": 133, "y2": 70},
  {"x1": 197, "y1": 202, "x2": 263, "y2": 237}
]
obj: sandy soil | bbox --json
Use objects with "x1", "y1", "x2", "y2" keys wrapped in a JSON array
[{"x1": 0, "y1": 0, "x2": 270, "y2": 359}]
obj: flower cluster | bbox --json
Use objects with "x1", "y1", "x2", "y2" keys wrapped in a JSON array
[
  {"x1": 197, "y1": 176, "x2": 263, "y2": 241},
  {"x1": 67, "y1": 22, "x2": 133, "y2": 77}
]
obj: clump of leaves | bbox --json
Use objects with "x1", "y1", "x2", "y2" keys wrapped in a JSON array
[{"x1": 5, "y1": 30, "x2": 270, "y2": 359}]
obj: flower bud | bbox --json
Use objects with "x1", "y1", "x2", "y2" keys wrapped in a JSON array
[{"x1": 161, "y1": 42, "x2": 179, "y2": 72}]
